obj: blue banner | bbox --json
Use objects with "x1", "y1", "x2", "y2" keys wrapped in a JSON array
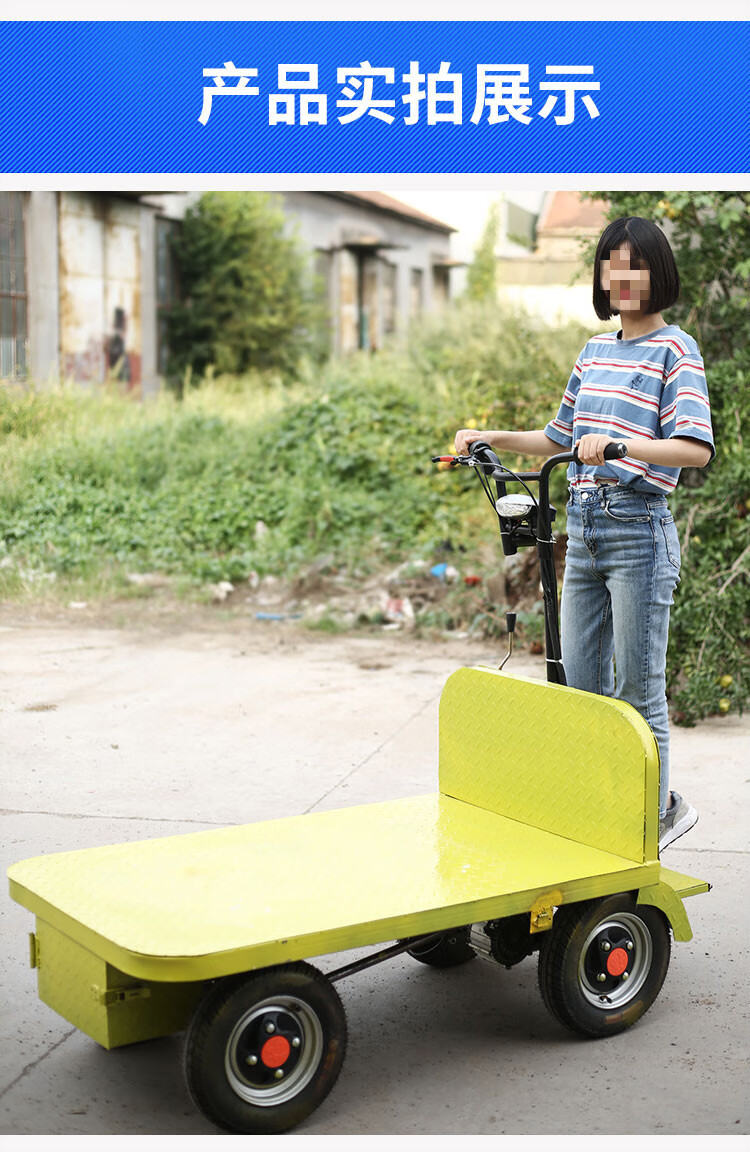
[{"x1": 2, "y1": 20, "x2": 748, "y2": 173}]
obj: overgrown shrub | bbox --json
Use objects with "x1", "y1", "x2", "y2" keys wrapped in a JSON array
[
  {"x1": 667, "y1": 352, "x2": 750, "y2": 723},
  {"x1": 0, "y1": 300, "x2": 582, "y2": 589},
  {"x1": 166, "y1": 192, "x2": 326, "y2": 381}
]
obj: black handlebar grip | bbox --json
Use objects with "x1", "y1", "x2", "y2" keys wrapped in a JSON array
[
  {"x1": 573, "y1": 441, "x2": 628, "y2": 465},
  {"x1": 469, "y1": 439, "x2": 505, "y2": 481}
]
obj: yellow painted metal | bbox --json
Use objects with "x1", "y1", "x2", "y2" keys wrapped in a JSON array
[
  {"x1": 9, "y1": 792, "x2": 658, "y2": 985},
  {"x1": 529, "y1": 890, "x2": 563, "y2": 934},
  {"x1": 439, "y1": 668, "x2": 660, "y2": 862},
  {"x1": 7, "y1": 666, "x2": 707, "y2": 1049},
  {"x1": 638, "y1": 867, "x2": 711, "y2": 942},
  {"x1": 33, "y1": 920, "x2": 205, "y2": 1049}
]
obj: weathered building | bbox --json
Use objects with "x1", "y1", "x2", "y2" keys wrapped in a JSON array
[
  {"x1": 495, "y1": 191, "x2": 609, "y2": 326},
  {"x1": 1, "y1": 190, "x2": 455, "y2": 391},
  {"x1": 153, "y1": 189, "x2": 457, "y2": 356},
  {"x1": 277, "y1": 191, "x2": 456, "y2": 355},
  {"x1": 2, "y1": 191, "x2": 168, "y2": 394}
]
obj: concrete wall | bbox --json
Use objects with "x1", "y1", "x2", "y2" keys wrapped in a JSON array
[
  {"x1": 123, "y1": 191, "x2": 454, "y2": 359},
  {"x1": 496, "y1": 254, "x2": 597, "y2": 327},
  {"x1": 279, "y1": 192, "x2": 452, "y2": 353},
  {"x1": 139, "y1": 209, "x2": 159, "y2": 397},
  {"x1": 25, "y1": 192, "x2": 60, "y2": 384},
  {"x1": 20, "y1": 192, "x2": 163, "y2": 390},
  {"x1": 58, "y1": 192, "x2": 142, "y2": 387},
  {"x1": 497, "y1": 283, "x2": 597, "y2": 328},
  {"x1": 16, "y1": 190, "x2": 454, "y2": 388}
]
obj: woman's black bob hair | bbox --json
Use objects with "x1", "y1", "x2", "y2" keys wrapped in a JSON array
[{"x1": 593, "y1": 216, "x2": 680, "y2": 321}]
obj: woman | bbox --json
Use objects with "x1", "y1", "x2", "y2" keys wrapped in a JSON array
[{"x1": 455, "y1": 216, "x2": 714, "y2": 851}]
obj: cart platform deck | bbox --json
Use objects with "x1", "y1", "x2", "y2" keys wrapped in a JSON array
[
  {"x1": 9, "y1": 791, "x2": 662, "y2": 983},
  {"x1": 9, "y1": 668, "x2": 707, "y2": 989}
]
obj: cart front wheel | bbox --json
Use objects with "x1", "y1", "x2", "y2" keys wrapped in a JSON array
[
  {"x1": 406, "y1": 925, "x2": 476, "y2": 968},
  {"x1": 538, "y1": 895, "x2": 671, "y2": 1038},
  {"x1": 185, "y1": 962, "x2": 346, "y2": 1134}
]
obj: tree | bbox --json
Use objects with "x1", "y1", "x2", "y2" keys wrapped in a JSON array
[
  {"x1": 582, "y1": 191, "x2": 750, "y2": 723},
  {"x1": 465, "y1": 200, "x2": 501, "y2": 303},
  {"x1": 166, "y1": 192, "x2": 325, "y2": 381},
  {"x1": 581, "y1": 191, "x2": 750, "y2": 361}
]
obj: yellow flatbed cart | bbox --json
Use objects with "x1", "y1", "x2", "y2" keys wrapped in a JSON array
[{"x1": 9, "y1": 666, "x2": 709, "y2": 1135}]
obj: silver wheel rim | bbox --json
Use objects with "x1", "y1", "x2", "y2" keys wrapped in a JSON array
[
  {"x1": 578, "y1": 913, "x2": 653, "y2": 1009},
  {"x1": 225, "y1": 995, "x2": 324, "y2": 1107}
]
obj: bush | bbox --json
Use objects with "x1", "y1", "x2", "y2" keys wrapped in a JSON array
[
  {"x1": 166, "y1": 192, "x2": 326, "y2": 381},
  {"x1": 667, "y1": 353, "x2": 750, "y2": 723},
  {"x1": 0, "y1": 300, "x2": 583, "y2": 592}
]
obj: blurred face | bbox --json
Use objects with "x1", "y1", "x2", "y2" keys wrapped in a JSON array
[{"x1": 600, "y1": 244, "x2": 651, "y2": 313}]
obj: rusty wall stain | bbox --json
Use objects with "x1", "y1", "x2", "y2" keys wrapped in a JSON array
[{"x1": 58, "y1": 192, "x2": 142, "y2": 387}]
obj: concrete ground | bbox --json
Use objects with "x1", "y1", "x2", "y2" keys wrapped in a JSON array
[{"x1": 1, "y1": 617, "x2": 748, "y2": 1136}]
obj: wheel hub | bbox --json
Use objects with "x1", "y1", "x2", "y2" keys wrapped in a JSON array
[
  {"x1": 225, "y1": 997, "x2": 324, "y2": 1107},
  {"x1": 578, "y1": 914, "x2": 652, "y2": 1009},
  {"x1": 605, "y1": 946, "x2": 629, "y2": 977},
  {"x1": 237, "y1": 1010, "x2": 303, "y2": 1086}
]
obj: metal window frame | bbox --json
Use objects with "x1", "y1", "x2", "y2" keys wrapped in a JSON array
[{"x1": 0, "y1": 191, "x2": 29, "y2": 380}]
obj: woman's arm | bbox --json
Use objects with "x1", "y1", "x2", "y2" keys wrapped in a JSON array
[
  {"x1": 576, "y1": 433, "x2": 712, "y2": 468},
  {"x1": 454, "y1": 428, "x2": 565, "y2": 457}
]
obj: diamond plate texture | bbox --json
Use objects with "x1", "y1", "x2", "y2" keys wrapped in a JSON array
[
  {"x1": 7, "y1": 665, "x2": 667, "y2": 993},
  {"x1": 34, "y1": 921, "x2": 204, "y2": 1048},
  {"x1": 9, "y1": 793, "x2": 656, "y2": 983},
  {"x1": 439, "y1": 667, "x2": 660, "y2": 863}
]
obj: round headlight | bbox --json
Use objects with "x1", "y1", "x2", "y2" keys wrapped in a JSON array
[{"x1": 495, "y1": 494, "x2": 536, "y2": 519}]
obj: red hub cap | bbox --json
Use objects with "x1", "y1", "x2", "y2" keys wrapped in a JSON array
[
  {"x1": 606, "y1": 947, "x2": 629, "y2": 977},
  {"x1": 260, "y1": 1035, "x2": 291, "y2": 1068}
]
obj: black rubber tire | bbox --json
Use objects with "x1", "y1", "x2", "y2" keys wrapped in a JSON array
[
  {"x1": 406, "y1": 926, "x2": 476, "y2": 968},
  {"x1": 538, "y1": 894, "x2": 671, "y2": 1038},
  {"x1": 184, "y1": 962, "x2": 346, "y2": 1134}
]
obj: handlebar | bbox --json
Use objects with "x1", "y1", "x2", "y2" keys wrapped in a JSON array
[
  {"x1": 432, "y1": 440, "x2": 628, "y2": 472},
  {"x1": 431, "y1": 441, "x2": 627, "y2": 685},
  {"x1": 432, "y1": 439, "x2": 629, "y2": 559},
  {"x1": 430, "y1": 440, "x2": 627, "y2": 686}
]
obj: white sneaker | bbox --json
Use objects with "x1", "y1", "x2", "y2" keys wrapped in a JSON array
[{"x1": 658, "y1": 791, "x2": 698, "y2": 851}]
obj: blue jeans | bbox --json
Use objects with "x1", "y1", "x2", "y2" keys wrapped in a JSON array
[{"x1": 560, "y1": 485, "x2": 681, "y2": 818}]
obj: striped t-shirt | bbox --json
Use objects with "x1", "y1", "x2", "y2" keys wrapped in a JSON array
[{"x1": 544, "y1": 324, "x2": 715, "y2": 493}]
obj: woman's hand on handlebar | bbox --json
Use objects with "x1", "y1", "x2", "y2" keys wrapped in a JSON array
[
  {"x1": 575, "y1": 434, "x2": 621, "y2": 466},
  {"x1": 454, "y1": 428, "x2": 500, "y2": 455}
]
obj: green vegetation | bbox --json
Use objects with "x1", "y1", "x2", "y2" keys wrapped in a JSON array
[
  {"x1": 0, "y1": 301, "x2": 585, "y2": 599},
  {"x1": 1, "y1": 190, "x2": 747, "y2": 725},
  {"x1": 166, "y1": 191, "x2": 325, "y2": 381},
  {"x1": 465, "y1": 200, "x2": 501, "y2": 303}
]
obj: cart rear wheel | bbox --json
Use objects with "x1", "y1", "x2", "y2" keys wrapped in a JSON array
[
  {"x1": 185, "y1": 962, "x2": 346, "y2": 1134},
  {"x1": 538, "y1": 894, "x2": 671, "y2": 1038},
  {"x1": 406, "y1": 926, "x2": 476, "y2": 968}
]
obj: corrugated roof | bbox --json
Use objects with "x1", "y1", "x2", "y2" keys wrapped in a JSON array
[{"x1": 321, "y1": 191, "x2": 456, "y2": 233}]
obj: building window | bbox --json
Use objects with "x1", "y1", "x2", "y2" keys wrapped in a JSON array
[
  {"x1": 0, "y1": 192, "x2": 28, "y2": 379},
  {"x1": 409, "y1": 268, "x2": 423, "y2": 319},
  {"x1": 432, "y1": 264, "x2": 450, "y2": 308},
  {"x1": 156, "y1": 216, "x2": 180, "y2": 377}
]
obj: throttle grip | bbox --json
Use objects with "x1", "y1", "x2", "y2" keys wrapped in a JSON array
[{"x1": 573, "y1": 441, "x2": 628, "y2": 464}]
